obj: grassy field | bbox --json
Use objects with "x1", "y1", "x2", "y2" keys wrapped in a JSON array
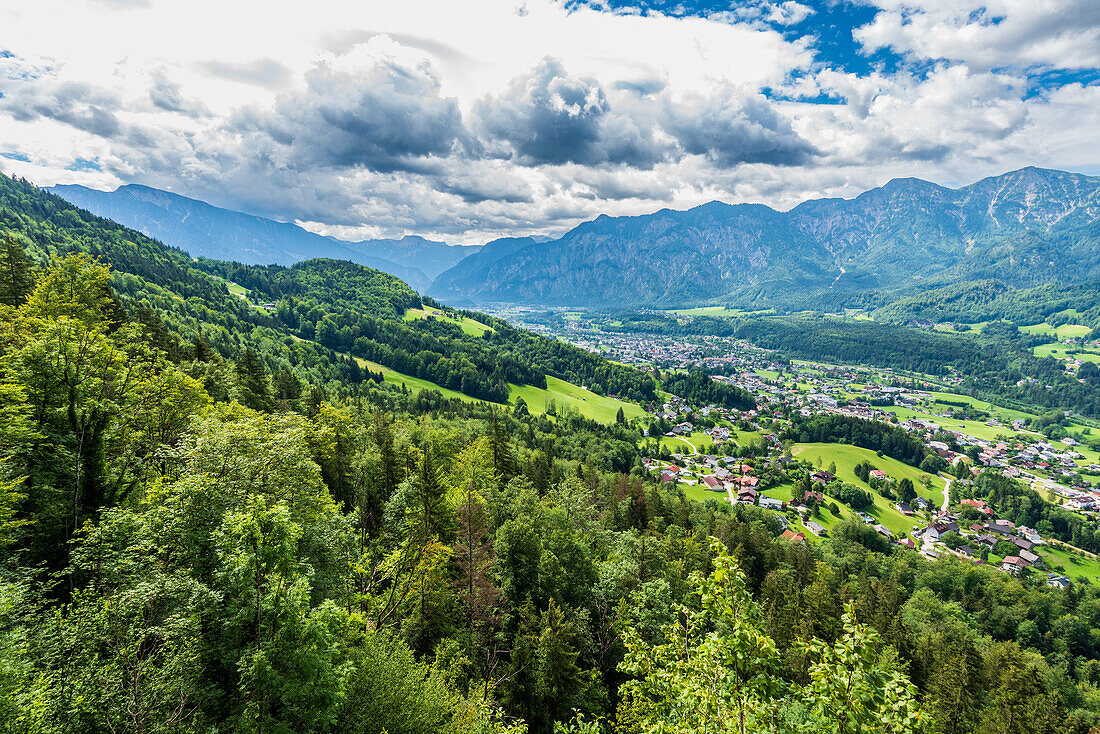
[
  {"x1": 1040, "y1": 543, "x2": 1100, "y2": 585},
  {"x1": 666, "y1": 306, "x2": 774, "y2": 317},
  {"x1": 880, "y1": 391, "x2": 1043, "y2": 444},
  {"x1": 509, "y1": 376, "x2": 646, "y2": 424},
  {"x1": 1019, "y1": 322, "x2": 1092, "y2": 339},
  {"x1": 659, "y1": 431, "x2": 716, "y2": 455},
  {"x1": 882, "y1": 406, "x2": 1024, "y2": 443},
  {"x1": 403, "y1": 307, "x2": 492, "y2": 336},
  {"x1": 226, "y1": 282, "x2": 249, "y2": 297},
  {"x1": 790, "y1": 443, "x2": 945, "y2": 540},
  {"x1": 355, "y1": 356, "x2": 643, "y2": 425},
  {"x1": 358, "y1": 358, "x2": 475, "y2": 402},
  {"x1": 1034, "y1": 343, "x2": 1100, "y2": 363}
]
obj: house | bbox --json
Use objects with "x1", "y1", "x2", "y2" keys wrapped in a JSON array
[
  {"x1": 1000, "y1": 556, "x2": 1029, "y2": 574},
  {"x1": 702, "y1": 476, "x2": 723, "y2": 491},
  {"x1": 1019, "y1": 526, "x2": 1043, "y2": 544},
  {"x1": 957, "y1": 545, "x2": 975, "y2": 557},
  {"x1": 1048, "y1": 575, "x2": 1072, "y2": 589},
  {"x1": 780, "y1": 529, "x2": 805, "y2": 543},
  {"x1": 869, "y1": 469, "x2": 887, "y2": 480},
  {"x1": 805, "y1": 521, "x2": 827, "y2": 537},
  {"x1": 1009, "y1": 536, "x2": 1034, "y2": 552},
  {"x1": 738, "y1": 476, "x2": 760, "y2": 488},
  {"x1": 811, "y1": 471, "x2": 834, "y2": 485},
  {"x1": 660, "y1": 471, "x2": 677, "y2": 483},
  {"x1": 977, "y1": 534, "x2": 998, "y2": 547},
  {"x1": 923, "y1": 521, "x2": 957, "y2": 541},
  {"x1": 962, "y1": 498, "x2": 994, "y2": 516},
  {"x1": 895, "y1": 501, "x2": 913, "y2": 515},
  {"x1": 759, "y1": 496, "x2": 785, "y2": 511},
  {"x1": 1019, "y1": 549, "x2": 1040, "y2": 565},
  {"x1": 874, "y1": 524, "x2": 894, "y2": 539},
  {"x1": 915, "y1": 496, "x2": 933, "y2": 511},
  {"x1": 737, "y1": 488, "x2": 758, "y2": 504},
  {"x1": 804, "y1": 490, "x2": 825, "y2": 503}
]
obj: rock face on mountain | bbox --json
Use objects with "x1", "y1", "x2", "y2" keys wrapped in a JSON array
[
  {"x1": 428, "y1": 236, "x2": 550, "y2": 302},
  {"x1": 431, "y1": 167, "x2": 1100, "y2": 307},
  {"x1": 48, "y1": 184, "x2": 477, "y2": 290}
]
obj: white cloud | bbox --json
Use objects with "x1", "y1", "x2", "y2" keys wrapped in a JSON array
[
  {"x1": 856, "y1": 0, "x2": 1100, "y2": 71},
  {"x1": 0, "y1": 0, "x2": 1096, "y2": 244}
]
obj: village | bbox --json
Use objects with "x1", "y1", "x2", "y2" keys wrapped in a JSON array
[{"x1": 514, "y1": 317, "x2": 1100, "y2": 586}]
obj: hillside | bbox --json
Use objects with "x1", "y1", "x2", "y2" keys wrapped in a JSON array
[
  {"x1": 4, "y1": 174, "x2": 655, "y2": 410},
  {"x1": 48, "y1": 183, "x2": 478, "y2": 290},
  {"x1": 432, "y1": 167, "x2": 1100, "y2": 308}
]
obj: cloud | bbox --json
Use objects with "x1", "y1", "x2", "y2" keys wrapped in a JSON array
[
  {"x1": 474, "y1": 57, "x2": 663, "y2": 168},
  {"x1": 0, "y1": 0, "x2": 1095, "y2": 246},
  {"x1": 664, "y1": 90, "x2": 818, "y2": 166},
  {"x1": 148, "y1": 73, "x2": 207, "y2": 116},
  {"x1": 0, "y1": 79, "x2": 122, "y2": 137},
  {"x1": 235, "y1": 41, "x2": 464, "y2": 172},
  {"x1": 196, "y1": 58, "x2": 293, "y2": 89},
  {"x1": 856, "y1": 0, "x2": 1100, "y2": 71}
]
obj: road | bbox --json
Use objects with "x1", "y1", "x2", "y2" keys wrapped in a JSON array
[{"x1": 941, "y1": 477, "x2": 952, "y2": 512}]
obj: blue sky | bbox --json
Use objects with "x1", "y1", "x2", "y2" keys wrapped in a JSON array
[{"x1": 0, "y1": 0, "x2": 1097, "y2": 242}]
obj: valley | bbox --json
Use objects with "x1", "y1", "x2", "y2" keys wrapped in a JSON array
[
  {"x1": 7, "y1": 1, "x2": 1100, "y2": 730},
  {"x1": 2, "y1": 165, "x2": 1100, "y2": 733}
]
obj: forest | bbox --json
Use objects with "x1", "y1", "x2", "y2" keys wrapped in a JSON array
[
  {"x1": 1, "y1": 253, "x2": 1100, "y2": 732},
  {"x1": 661, "y1": 370, "x2": 756, "y2": 411},
  {"x1": 4, "y1": 173, "x2": 1100, "y2": 732},
  {"x1": 0, "y1": 175, "x2": 654, "y2": 408}
]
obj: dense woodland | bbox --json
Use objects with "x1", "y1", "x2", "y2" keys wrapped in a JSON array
[
  {"x1": 661, "y1": 369, "x2": 756, "y2": 411},
  {"x1": 199, "y1": 259, "x2": 658, "y2": 405},
  {"x1": 4, "y1": 174, "x2": 1100, "y2": 732},
  {"x1": 0, "y1": 175, "x2": 654, "y2": 407}
]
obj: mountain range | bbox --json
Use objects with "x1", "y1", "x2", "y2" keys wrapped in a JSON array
[
  {"x1": 49, "y1": 183, "x2": 479, "y2": 291},
  {"x1": 52, "y1": 167, "x2": 1100, "y2": 310}
]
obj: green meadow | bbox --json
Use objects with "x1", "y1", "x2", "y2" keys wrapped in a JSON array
[{"x1": 403, "y1": 306, "x2": 493, "y2": 336}]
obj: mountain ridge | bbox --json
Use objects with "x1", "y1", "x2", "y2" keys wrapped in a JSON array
[
  {"x1": 47, "y1": 183, "x2": 479, "y2": 291},
  {"x1": 429, "y1": 166, "x2": 1100, "y2": 308}
]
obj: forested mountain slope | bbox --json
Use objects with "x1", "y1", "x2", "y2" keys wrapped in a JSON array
[
  {"x1": 434, "y1": 167, "x2": 1100, "y2": 308},
  {"x1": 4, "y1": 175, "x2": 654, "y2": 406},
  {"x1": 1, "y1": 241, "x2": 1098, "y2": 732}
]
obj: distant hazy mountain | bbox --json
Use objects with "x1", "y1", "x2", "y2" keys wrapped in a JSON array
[
  {"x1": 343, "y1": 236, "x2": 480, "y2": 282},
  {"x1": 431, "y1": 167, "x2": 1100, "y2": 308},
  {"x1": 48, "y1": 184, "x2": 478, "y2": 290}
]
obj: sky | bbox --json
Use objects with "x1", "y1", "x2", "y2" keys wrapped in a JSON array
[{"x1": 2, "y1": 0, "x2": 1099, "y2": 244}]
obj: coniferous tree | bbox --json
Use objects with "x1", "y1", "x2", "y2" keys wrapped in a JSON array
[
  {"x1": 235, "y1": 347, "x2": 273, "y2": 412},
  {"x1": 0, "y1": 234, "x2": 34, "y2": 308}
]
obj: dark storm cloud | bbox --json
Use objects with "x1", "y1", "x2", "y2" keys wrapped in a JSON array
[
  {"x1": 663, "y1": 92, "x2": 818, "y2": 166},
  {"x1": 0, "y1": 80, "x2": 122, "y2": 137},
  {"x1": 474, "y1": 57, "x2": 664, "y2": 168},
  {"x1": 235, "y1": 55, "x2": 464, "y2": 173}
]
